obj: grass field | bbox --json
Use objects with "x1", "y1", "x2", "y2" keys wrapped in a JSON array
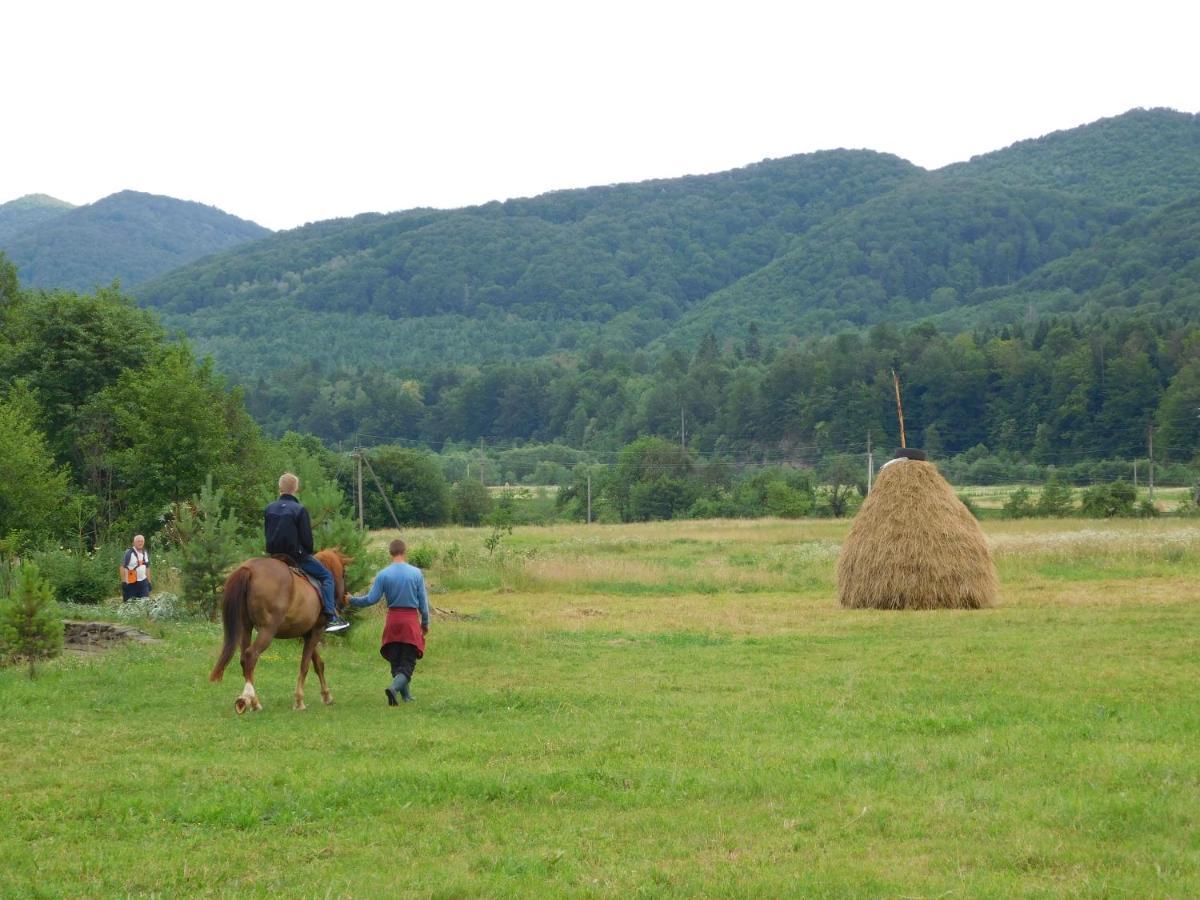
[{"x1": 3, "y1": 518, "x2": 1199, "y2": 896}]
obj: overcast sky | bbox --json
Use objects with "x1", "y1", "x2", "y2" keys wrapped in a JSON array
[{"x1": 4, "y1": 0, "x2": 1197, "y2": 231}]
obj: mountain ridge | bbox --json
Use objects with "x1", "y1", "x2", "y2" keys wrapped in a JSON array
[{"x1": 2, "y1": 190, "x2": 271, "y2": 292}]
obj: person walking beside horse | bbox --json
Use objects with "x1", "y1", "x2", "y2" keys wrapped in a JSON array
[
  {"x1": 265, "y1": 473, "x2": 349, "y2": 634},
  {"x1": 347, "y1": 539, "x2": 430, "y2": 705}
]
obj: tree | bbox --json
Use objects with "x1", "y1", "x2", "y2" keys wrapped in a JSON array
[
  {"x1": 818, "y1": 454, "x2": 863, "y2": 517},
  {"x1": 0, "y1": 387, "x2": 71, "y2": 549},
  {"x1": 1035, "y1": 478, "x2": 1074, "y2": 516},
  {"x1": 89, "y1": 347, "x2": 245, "y2": 530},
  {"x1": 168, "y1": 476, "x2": 244, "y2": 621},
  {"x1": 451, "y1": 480, "x2": 493, "y2": 526},
  {"x1": 0, "y1": 563, "x2": 64, "y2": 678},
  {"x1": 1079, "y1": 481, "x2": 1137, "y2": 518},
  {"x1": 362, "y1": 447, "x2": 451, "y2": 527},
  {"x1": 608, "y1": 437, "x2": 699, "y2": 522},
  {"x1": 1003, "y1": 486, "x2": 1034, "y2": 518}
]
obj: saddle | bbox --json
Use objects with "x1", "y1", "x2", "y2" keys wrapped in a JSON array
[{"x1": 270, "y1": 554, "x2": 323, "y2": 598}]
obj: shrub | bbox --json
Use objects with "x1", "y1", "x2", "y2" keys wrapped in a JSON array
[
  {"x1": 407, "y1": 546, "x2": 437, "y2": 569},
  {"x1": 29, "y1": 546, "x2": 114, "y2": 604},
  {"x1": 1035, "y1": 479, "x2": 1075, "y2": 516},
  {"x1": 1079, "y1": 481, "x2": 1137, "y2": 518},
  {"x1": 0, "y1": 563, "x2": 64, "y2": 677},
  {"x1": 1003, "y1": 487, "x2": 1034, "y2": 519},
  {"x1": 167, "y1": 476, "x2": 244, "y2": 621},
  {"x1": 451, "y1": 480, "x2": 492, "y2": 526}
]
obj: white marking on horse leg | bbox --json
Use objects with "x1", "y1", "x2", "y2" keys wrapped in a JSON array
[{"x1": 242, "y1": 681, "x2": 262, "y2": 711}]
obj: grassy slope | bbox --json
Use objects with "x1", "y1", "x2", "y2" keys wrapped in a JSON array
[{"x1": 2, "y1": 519, "x2": 1198, "y2": 896}]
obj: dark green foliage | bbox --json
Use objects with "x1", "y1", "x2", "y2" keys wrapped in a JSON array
[
  {"x1": 1003, "y1": 487, "x2": 1034, "y2": 519},
  {"x1": 941, "y1": 108, "x2": 1200, "y2": 209},
  {"x1": 4, "y1": 191, "x2": 269, "y2": 292},
  {"x1": 406, "y1": 546, "x2": 437, "y2": 569},
  {"x1": 137, "y1": 150, "x2": 919, "y2": 373},
  {"x1": 29, "y1": 548, "x2": 113, "y2": 605},
  {"x1": 361, "y1": 447, "x2": 451, "y2": 527},
  {"x1": 0, "y1": 385, "x2": 71, "y2": 549},
  {"x1": 1035, "y1": 480, "x2": 1075, "y2": 517},
  {"x1": 132, "y1": 108, "x2": 1200, "y2": 381},
  {"x1": 168, "y1": 476, "x2": 245, "y2": 621},
  {"x1": 0, "y1": 271, "x2": 271, "y2": 542},
  {"x1": 0, "y1": 563, "x2": 63, "y2": 678},
  {"x1": 451, "y1": 480, "x2": 493, "y2": 526},
  {"x1": 1079, "y1": 481, "x2": 1138, "y2": 518}
]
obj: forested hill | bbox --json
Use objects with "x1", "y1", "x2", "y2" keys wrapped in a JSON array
[
  {"x1": 942, "y1": 108, "x2": 1200, "y2": 208},
  {"x1": 663, "y1": 176, "x2": 1127, "y2": 346},
  {"x1": 0, "y1": 194, "x2": 74, "y2": 245},
  {"x1": 2, "y1": 191, "x2": 270, "y2": 292},
  {"x1": 135, "y1": 150, "x2": 921, "y2": 371},
  {"x1": 134, "y1": 107, "x2": 1200, "y2": 377}
]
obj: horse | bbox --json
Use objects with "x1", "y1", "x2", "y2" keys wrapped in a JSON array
[{"x1": 209, "y1": 548, "x2": 353, "y2": 714}]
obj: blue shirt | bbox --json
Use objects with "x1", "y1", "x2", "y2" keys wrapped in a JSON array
[{"x1": 349, "y1": 562, "x2": 430, "y2": 628}]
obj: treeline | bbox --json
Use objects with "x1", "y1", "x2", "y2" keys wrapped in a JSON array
[
  {"x1": 0, "y1": 258, "x2": 356, "y2": 555},
  {"x1": 244, "y1": 311, "x2": 1200, "y2": 467}
]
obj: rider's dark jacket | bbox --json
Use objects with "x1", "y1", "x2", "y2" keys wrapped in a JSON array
[{"x1": 264, "y1": 493, "x2": 315, "y2": 560}]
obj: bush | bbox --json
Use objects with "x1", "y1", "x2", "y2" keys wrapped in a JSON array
[
  {"x1": 29, "y1": 546, "x2": 114, "y2": 604},
  {"x1": 1035, "y1": 479, "x2": 1075, "y2": 516},
  {"x1": 167, "y1": 476, "x2": 244, "y2": 621},
  {"x1": 1079, "y1": 481, "x2": 1137, "y2": 518},
  {"x1": 1003, "y1": 487, "x2": 1034, "y2": 519},
  {"x1": 407, "y1": 546, "x2": 437, "y2": 569},
  {"x1": 451, "y1": 480, "x2": 492, "y2": 526},
  {"x1": 0, "y1": 563, "x2": 63, "y2": 677}
]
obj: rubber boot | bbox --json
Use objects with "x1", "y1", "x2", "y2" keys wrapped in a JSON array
[{"x1": 391, "y1": 673, "x2": 411, "y2": 703}]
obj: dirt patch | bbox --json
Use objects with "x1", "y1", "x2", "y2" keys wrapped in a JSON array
[{"x1": 63, "y1": 621, "x2": 162, "y2": 655}]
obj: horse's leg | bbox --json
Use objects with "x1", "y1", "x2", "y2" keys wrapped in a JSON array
[
  {"x1": 236, "y1": 626, "x2": 276, "y2": 714},
  {"x1": 294, "y1": 630, "x2": 320, "y2": 711},
  {"x1": 232, "y1": 627, "x2": 254, "y2": 714},
  {"x1": 311, "y1": 645, "x2": 333, "y2": 706}
]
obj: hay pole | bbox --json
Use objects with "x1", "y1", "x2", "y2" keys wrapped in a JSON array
[{"x1": 891, "y1": 369, "x2": 907, "y2": 448}]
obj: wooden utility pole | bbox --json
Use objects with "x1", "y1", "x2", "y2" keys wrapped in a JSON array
[
  {"x1": 680, "y1": 408, "x2": 686, "y2": 452},
  {"x1": 1148, "y1": 425, "x2": 1155, "y2": 502},
  {"x1": 867, "y1": 432, "x2": 874, "y2": 493},
  {"x1": 891, "y1": 369, "x2": 907, "y2": 449},
  {"x1": 586, "y1": 473, "x2": 592, "y2": 524},
  {"x1": 356, "y1": 446, "x2": 364, "y2": 530},
  {"x1": 361, "y1": 451, "x2": 403, "y2": 531}
]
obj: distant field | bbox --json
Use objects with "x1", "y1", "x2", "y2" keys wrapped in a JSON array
[
  {"x1": 956, "y1": 483, "x2": 1189, "y2": 511},
  {"x1": 2, "y1": 518, "x2": 1198, "y2": 895}
]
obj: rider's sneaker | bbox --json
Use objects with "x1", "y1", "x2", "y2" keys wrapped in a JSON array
[{"x1": 325, "y1": 615, "x2": 351, "y2": 634}]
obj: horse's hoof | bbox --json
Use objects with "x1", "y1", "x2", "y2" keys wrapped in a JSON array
[
  {"x1": 234, "y1": 698, "x2": 247, "y2": 715},
  {"x1": 322, "y1": 694, "x2": 333, "y2": 706},
  {"x1": 294, "y1": 701, "x2": 307, "y2": 711}
]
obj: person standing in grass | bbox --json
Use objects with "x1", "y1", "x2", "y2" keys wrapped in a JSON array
[
  {"x1": 347, "y1": 539, "x2": 430, "y2": 705},
  {"x1": 120, "y1": 534, "x2": 152, "y2": 601}
]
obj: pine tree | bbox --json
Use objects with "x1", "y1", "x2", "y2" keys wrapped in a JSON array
[
  {"x1": 0, "y1": 563, "x2": 64, "y2": 678},
  {"x1": 170, "y1": 475, "x2": 244, "y2": 621}
]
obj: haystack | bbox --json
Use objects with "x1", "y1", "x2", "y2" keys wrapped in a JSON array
[{"x1": 837, "y1": 453, "x2": 997, "y2": 609}]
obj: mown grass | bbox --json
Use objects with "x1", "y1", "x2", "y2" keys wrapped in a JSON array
[{"x1": 2, "y1": 518, "x2": 1198, "y2": 896}]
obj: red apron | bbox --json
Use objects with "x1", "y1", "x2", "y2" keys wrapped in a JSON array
[{"x1": 380, "y1": 607, "x2": 425, "y2": 658}]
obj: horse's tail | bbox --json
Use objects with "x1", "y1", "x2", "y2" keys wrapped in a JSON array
[{"x1": 210, "y1": 565, "x2": 251, "y2": 682}]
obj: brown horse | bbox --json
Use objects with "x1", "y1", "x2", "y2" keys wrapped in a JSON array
[{"x1": 209, "y1": 548, "x2": 352, "y2": 714}]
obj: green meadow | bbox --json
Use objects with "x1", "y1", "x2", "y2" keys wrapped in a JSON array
[{"x1": 2, "y1": 519, "x2": 1198, "y2": 897}]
